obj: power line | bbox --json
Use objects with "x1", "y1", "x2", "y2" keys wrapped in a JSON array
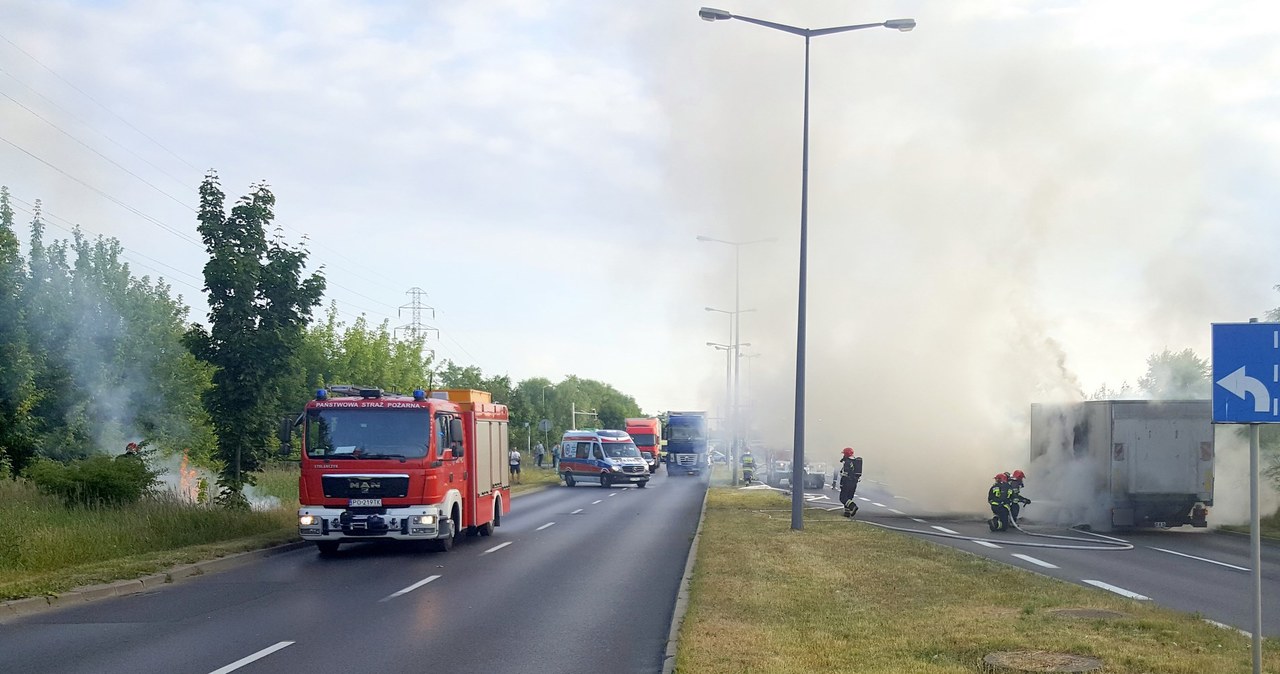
[{"x1": 0, "y1": 30, "x2": 200, "y2": 172}]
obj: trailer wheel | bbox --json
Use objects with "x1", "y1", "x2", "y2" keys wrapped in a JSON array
[{"x1": 316, "y1": 541, "x2": 340, "y2": 556}]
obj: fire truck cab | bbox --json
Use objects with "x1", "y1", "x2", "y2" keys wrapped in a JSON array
[
  {"x1": 559, "y1": 429, "x2": 650, "y2": 488},
  {"x1": 296, "y1": 387, "x2": 510, "y2": 555}
]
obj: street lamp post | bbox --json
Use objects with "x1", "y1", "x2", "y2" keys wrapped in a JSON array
[
  {"x1": 542, "y1": 385, "x2": 553, "y2": 448},
  {"x1": 707, "y1": 305, "x2": 756, "y2": 484},
  {"x1": 699, "y1": 7, "x2": 914, "y2": 530},
  {"x1": 698, "y1": 236, "x2": 772, "y2": 486}
]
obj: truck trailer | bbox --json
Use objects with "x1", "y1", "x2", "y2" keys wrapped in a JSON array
[
  {"x1": 295, "y1": 387, "x2": 510, "y2": 555},
  {"x1": 1029, "y1": 400, "x2": 1213, "y2": 531},
  {"x1": 625, "y1": 417, "x2": 662, "y2": 473}
]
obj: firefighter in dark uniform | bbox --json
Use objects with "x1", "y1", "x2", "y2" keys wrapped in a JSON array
[
  {"x1": 1007, "y1": 469, "x2": 1031, "y2": 522},
  {"x1": 988, "y1": 473, "x2": 1012, "y2": 531},
  {"x1": 838, "y1": 447, "x2": 862, "y2": 518},
  {"x1": 741, "y1": 450, "x2": 757, "y2": 484}
]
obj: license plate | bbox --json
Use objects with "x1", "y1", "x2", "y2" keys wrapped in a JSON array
[{"x1": 349, "y1": 498, "x2": 382, "y2": 507}]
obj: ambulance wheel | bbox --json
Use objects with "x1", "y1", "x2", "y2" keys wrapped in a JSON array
[
  {"x1": 563, "y1": 473, "x2": 575, "y2": 487},
  {"x1": 637, "y1": 481, "x2": 648, "y2": 489},
  {"x1": 600, "y1": 474, "x2": 611, "y2": 488},
  {"x1": 315, "y1": 541, "x2": 340, "y2": 556}
]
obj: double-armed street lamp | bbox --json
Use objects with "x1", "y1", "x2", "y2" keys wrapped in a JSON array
[
  {"x1": 698, "y1": 7, "x2": 915, "y2": 530},
  {"x1": 706, "y1": 305, "x2": 755, "y2": 484},
  {"x1": 707, "y1": 339, "x2": 750, "y2": 482}
]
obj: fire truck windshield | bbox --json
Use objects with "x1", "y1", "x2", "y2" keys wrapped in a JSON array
[
  {"x1": 305, "y1": 408, "x2": 431, "y2": 459},
  {"x1": 603, "y1": 442, "x2": 641, "y2": 458}
]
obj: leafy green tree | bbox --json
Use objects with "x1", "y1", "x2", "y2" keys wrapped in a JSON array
[
  {"x1": 184, "y1": 173, "x2": 324, "y2": 507},
  {"x1": 1137, "y1": 348, "x2": 1210, "y2": 400},
  {"x1": 0, "y1": 187, "x2": 37, "y2": 474}
]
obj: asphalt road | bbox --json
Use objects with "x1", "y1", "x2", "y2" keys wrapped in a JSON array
[
  {"x1": 0, "y1": 471, "x2": 708, "y2": 674},
  {"x1": 778, "y1": 477, "x2": 1280, "y2": 637}
]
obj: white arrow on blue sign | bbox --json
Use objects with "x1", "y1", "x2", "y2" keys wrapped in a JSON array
[{"x1": 1211, "y1": 322, "x2": 1280, "y2": 423}]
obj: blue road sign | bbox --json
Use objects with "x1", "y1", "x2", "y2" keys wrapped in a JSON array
[{"x1": 1212, "y1": 322, "x2": 1280, "y2": 423}]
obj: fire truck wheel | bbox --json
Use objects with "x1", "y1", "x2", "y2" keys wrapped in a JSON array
[
  {"x1": 431, "y1": 533, "x2": 453, "y2": 552},
  {"x1": 315, "y1": 541, "x2": 340, "y2": 556},
  {"x1": 477, "y1": 519, "x2": 495, "y2": 537}
]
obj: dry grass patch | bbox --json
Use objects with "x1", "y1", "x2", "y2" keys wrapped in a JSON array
[{"x1": 675, "y1": 488, "x2": 1278, "y2": 673}]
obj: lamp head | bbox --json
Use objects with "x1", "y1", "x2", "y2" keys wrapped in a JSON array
[
  {"x1": 884, "y1": 18, "x2": 916, "y2": 32},
  {"x1": 699, "y1": 7, "x2": 732, "y2": 21}
]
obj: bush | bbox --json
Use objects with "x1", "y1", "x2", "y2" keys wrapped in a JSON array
[{"x1": 23, "y1": 454, "x2": 161, "y2": 507}]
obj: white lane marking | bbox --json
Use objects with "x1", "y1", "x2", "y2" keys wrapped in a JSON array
[
  {"x1": 536, "y1": 522, "x2": 555, "y2": 531},
  {"x1": 571, "y1": 508, "x2": 584, "y2": 514},
  {"x1": 1011, "y1": 553, "x2": 1058, "y2": 569},
  {"x1": 857, "y1": 497, "x2": 870, "y2": 502},
  {"x1": 381, "y1": 575, "x2": 441, "y2": 602},
  {"x1": 872, "y1": 502, "x2": 887, "y2": 508},
  {"x1": 974, "y1": 541, "x2": 1002, "y2": 549},
  {"x1": 592, "y1": 500, "x2": 603, "y2": 504},
  {"x1": 208, "y1": 642, "x2": 295, "y2": 674},
  {"x1": 1204, "y1": 619, "x2": 1252, "y2": 638},
  {"x1": 1083, "y1": 580, "x2": 1149, "y2": 600},
  {"x1": 609, "y1": 492, "x2": 618, "y2": 497},
  {"x1": 887, "y1": 508, "x2": 904, "y2": 514},
  {"x1": 911, "y1": 518, "x2": 927, "y2": 523},
  {"x1": 1148, "y1": 546, "x2": 1250, "y2": 572},
  {"x1": 931, "y1": 526, "x2": 960, "y2": 535},
  {"x1": 481, "y1": 542, "x2": 512, "y2": 555}
]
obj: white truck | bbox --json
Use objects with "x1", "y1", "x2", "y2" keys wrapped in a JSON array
[{"x1": 1029, "y1": 400, "x2": 1213, "y2": 531}]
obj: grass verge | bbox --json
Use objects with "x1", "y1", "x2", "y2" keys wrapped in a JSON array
[
  {"x1": 675, "y1": 488, "x2": 1278, "y2": 674},
  {"x1": 0, "y1": 479, "x2": 295, "y2": 600},
  {"x1": 511, "y1": 464, "x2": 574, "y2": 495},
  {"x1": 1221, "y1": 507, "x2": 1280, "y2": 541}
]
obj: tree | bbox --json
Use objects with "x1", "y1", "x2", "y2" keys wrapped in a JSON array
[
  {"x1": 0, "y1": 187, "x2": 37, "y2": 474},
  {"x1": 184, "y1": 173, "x2": 324, "y2": 507},
  {"x1": 1137, "y1": 348, "x2": 1210, "y2": 400}
]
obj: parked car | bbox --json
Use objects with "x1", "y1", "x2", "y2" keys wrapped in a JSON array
[
  {"x1": 767, "y1": 460, "x2": 792, "y2": 488},
  {"x1": 709, "y1": 450, "x2": 727, "y2": 464},
  {"x1": 803, "y1": 463, "x2": 828, "y2": 490}
]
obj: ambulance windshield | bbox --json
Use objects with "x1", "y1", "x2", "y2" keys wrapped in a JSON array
[{"x1": 603, "y1": 442, "x2": 641, "y2": 458}]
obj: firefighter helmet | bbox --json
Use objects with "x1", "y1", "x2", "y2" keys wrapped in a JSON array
[
  {"x1": 994, "y1": 473, "x2": 1008, "y2": 482},
  {"x1": 841, "y1": 447, "x2": 854, "y2": 458},
  {"x1": 1012, "y1": 469, "x2": 1025, "y2": 480}
]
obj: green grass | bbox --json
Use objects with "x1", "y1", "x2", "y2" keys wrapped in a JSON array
[
  {"x1": 254, "y1": 462, "x2": 300, "y2": 504},
  {"x1": 0, "y1": 478, "x2": 295, "y2": 600},
  {"x1": 511, "y1": 464, "x2": 570, "y2": 494},
  {"x1": 675, "y1": 488, "x2": 1278, "y2": 674},
  {"x1": 1222, "y1": 507, "x2": 1280, "y2": 540}
]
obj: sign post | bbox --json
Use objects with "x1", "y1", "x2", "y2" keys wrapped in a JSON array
[{"x1": 1211, "y1": 320, "x2": 1278, "y2": 674}]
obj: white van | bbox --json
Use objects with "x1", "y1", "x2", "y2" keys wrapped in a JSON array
[{"x1": 559, "y1": 429, "x2": 650, "y2": 488}]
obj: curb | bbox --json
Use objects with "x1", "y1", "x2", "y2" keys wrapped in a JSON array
[
  {"x1": 0, "y1": 540, "x2": 309, "y2": 624},
  {"x1": 662, "y1": 483, "x2": 711, "y2": 674}
]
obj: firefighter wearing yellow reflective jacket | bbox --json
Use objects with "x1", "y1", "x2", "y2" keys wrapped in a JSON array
[{"x1": 988, "y1": 473, "x2": 1013, "y2": 532}]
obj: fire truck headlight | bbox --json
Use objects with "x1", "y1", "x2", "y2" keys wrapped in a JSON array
[
  {"x1": 299, "y1": 515, "x2": 319, "y2": 526},
  {"x1": 413, "y1": 514, "x2": 436, "y2": 525}
]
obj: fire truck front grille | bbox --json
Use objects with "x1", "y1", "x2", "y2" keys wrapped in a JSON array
[{"x1": 323, "y1": 475, "x2": 410, "y2": 499}]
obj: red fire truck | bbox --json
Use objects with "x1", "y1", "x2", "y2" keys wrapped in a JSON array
[
  {"x1": 625, "y1": 417, "x2": 662, "y2": 473},
  {"x1": 295, "y1": 387, "x2": 510, "y2": 555}
]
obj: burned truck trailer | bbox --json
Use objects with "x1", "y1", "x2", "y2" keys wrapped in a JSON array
[{"x1": 1029, "y1": 400, "x2": 1213, "y2": 530}]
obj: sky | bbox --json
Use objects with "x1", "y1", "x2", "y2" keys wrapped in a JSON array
[{"x1": 4, "y1": 0, "x2": 1280, "y2": 512}]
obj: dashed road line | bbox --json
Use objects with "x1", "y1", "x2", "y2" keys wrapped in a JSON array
[
  {"x1": 931, "y1": 526, "x2": 960, "y2": 535},
  {"x1": 571, "y1": 508, "x2": 583, "y2": 514},
  {"x1": 911, "y1": 518, "x2": 927, "y2": 523},
  {"x1": 208, "y1": 642, "x2": 294, "y2": 674},
  {"x1": 1011, "y1": 553, "x2": 1058, "y2": 569},
  {"x1": 381, "y1": 575, "x2": 441, "y2": 602},
  {"x1": 871, "y1": 502, "x2": 887, "y2": 508},
  {"x1": 592, "y1": 500, "x2": 603, "y2": 504},
  {"x1": 481, "y1": 542, "x2": 512, "y2": 555},
  {"x1": 536, "y1": 522, "x2": 555, "y2": 531},
  {"x1": 609, "y1": 492, "x2": 618, "y2": 497},
  {"x1": 857, "y1": 497, "x2": 870, "y2": 502},
  {"x1": 1083, "y1": 580, "x2": 1149, "y2": 600},
  {"x1": 887, "y1": 508, "x2": 904, "y2": 514},
  {"x1": 1149, "y1": 546, "x2": 1249, "y2": 572}
]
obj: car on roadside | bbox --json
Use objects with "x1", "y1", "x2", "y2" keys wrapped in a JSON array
[
  {"x1": 766, "y1": 460, "x2": 792, "y2": 488},
  {"x1": 803, "y1": 463, "x2": 828, "y2": 490}
]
